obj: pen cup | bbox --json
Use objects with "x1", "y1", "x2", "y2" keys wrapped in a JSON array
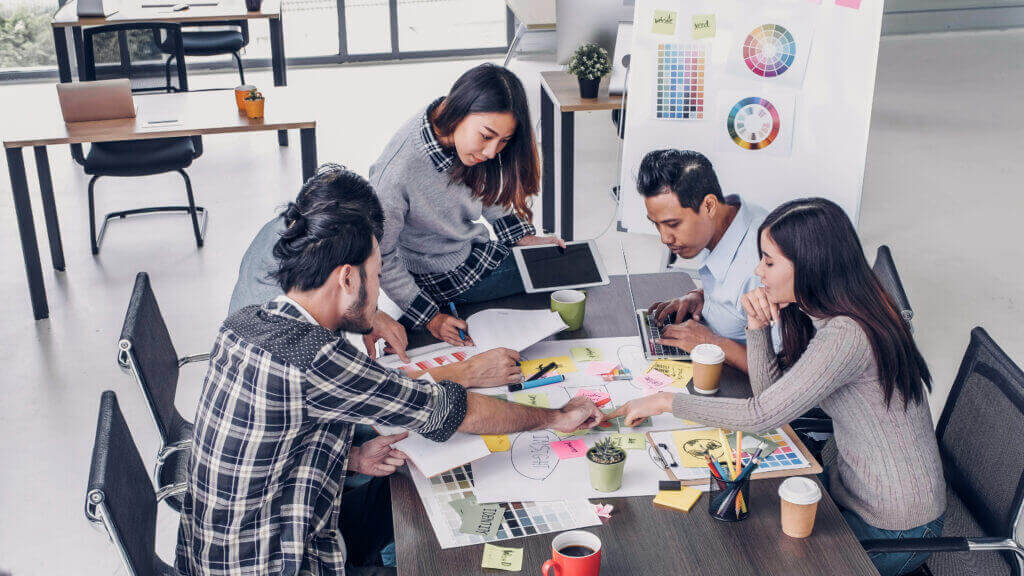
[
  {"x1": 551, "y1": 290, "x2": 586, "y2": 331},
  {"x1": 708, "y1": 473, "x2": 750, "y2": 522}
]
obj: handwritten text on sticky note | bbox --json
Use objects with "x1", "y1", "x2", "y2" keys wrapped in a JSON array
[
  {"x1": 482, "y1": 543, "x2": 524, "y2": 572},
  {"x1": 570, "y1": 347, "x2": 604, "y2": 362},
  {"x1": 550, "y1": 439, "x2": 588, "y2": 459},
  {"x1": 652, "y1": 9, "x2": 677, "y2": 35},
  {"x1": 575, "y1": 388, "x2": 612, "y2": 406},
  {"x1": 692, "y1": 14, "x2": 716, "y2": 39},
  {"x1": 638, "y1": 370, "x2": 674, "y2": 392}
]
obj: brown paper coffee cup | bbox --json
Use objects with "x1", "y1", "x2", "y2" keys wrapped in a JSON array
[
  {"x1": 779, "y1": 477, "x2": 822, "y2": 538},
  {"x1": 690, "y1": 344, "x2": 725, "y2": 394}
]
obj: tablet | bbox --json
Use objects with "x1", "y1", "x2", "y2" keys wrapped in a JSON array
[{"x1": 512, "y1": 240, "x2": 610, "y2": 293}]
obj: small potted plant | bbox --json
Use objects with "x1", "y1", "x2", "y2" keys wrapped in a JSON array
[
  {"x1": 568, "y1": 42, "x2": 612, "y2": 99},
  {"x1": 587, "y1": 437, "x2": 627, "y2": 492},
  {"x1": 244, "y1": 88, "x2": 264, "y2": 119}
]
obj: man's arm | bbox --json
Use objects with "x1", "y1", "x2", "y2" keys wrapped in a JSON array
[{"x1": 459, "y1": 395, "x2": 601, "y2": 435}]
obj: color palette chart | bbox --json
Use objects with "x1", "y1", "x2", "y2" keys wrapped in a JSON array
[
  {"x1": 412, "y1": 464, "x2": 600, "y2": 549},
  {"x1": 726, "y1": 96, "x2": 781, "y2": 150},
  {"x1": 741, "y1": 430, "x2": 809, "y2": 472},
  {"x1": 655, "y1": 43, "x2": 707, "y2": 120},
  {"x1": 743, "y1": 24, "x2": 796, "y2": 78}
]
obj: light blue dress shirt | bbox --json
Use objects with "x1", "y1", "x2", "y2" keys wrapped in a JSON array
[{"x1": 696, "y1": 198, "x2": 768, "y2": 343}]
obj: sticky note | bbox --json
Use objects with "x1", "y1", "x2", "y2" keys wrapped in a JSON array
[
  {"x1": 482, "y1": 434, "x2": 511, "y2": 452},
  {"x1": 585, "y1": 361, "x2": 620, "y2": 376},
  {"x1": 550, "y1": 439, "x2": 588, "y2": 459},
  {"x1": 653, "y1": 487, "x2": 702, "y2": 512},
  {"x1": 520, "y1": 357, "x2": 577, "y2": 377},
  {"x1": 482, "y1": 543, "x2": 523, "y2": 572},
  {"x1": 652, "y1": 9, "x2": 677, "y2": 35},
  {"x1": 610, "y1": 433, "x2": 647, "y2": 451},
  {"x1": 638, "y1": 370, "x2": 674, "y2": 392},
  {"x1": 449, "y1": 495, "x2": 477, "y2": 516},
  {"x1": 692, "y1": 14, "x2": 715, "y2": 39},
  {"x1": 459, "y1": 503, "x2": 505, "y2": 537},
  {"x1": 594, "y1": 503, "x2": 614, "y2": 518},
  {"x1": 575, "y1": 388, "x2": 611, "y2": 406},
  {"x1": 673, "y1": 429, "x2": 729, "y2": 468},
  {"x1": 570, "y1": 347, "x2": 604, "y2": 362},
  {"x1": 648, "y1": 360, "x2": 694, "y2": 388},
  {"x1": 511, "y1": 391, "x2": 549, "y2": 408},
  {"x1": 835, "y1": 0, "x2": 861, "y2": 8}
]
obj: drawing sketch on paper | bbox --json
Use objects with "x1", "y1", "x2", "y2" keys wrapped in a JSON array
[{"x1": 654, "y1": 43, "x2": 707, "y2": 120}]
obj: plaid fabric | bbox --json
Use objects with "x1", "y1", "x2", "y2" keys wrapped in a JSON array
[
  {"x1": 492, "y1": 213, "x2": 535, "y2": 246},
  {"x1": 176, "y1": 296, "x2": 467, "y2": 576},
  {"x1": 421, "y1": 97, "x2": 453, "y2": 173}
]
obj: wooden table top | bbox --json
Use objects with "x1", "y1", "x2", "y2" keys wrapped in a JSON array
[
  {"x1": 2, "y1": 87, "x2": 314, "y2": 149},
  {"x1": 396, "y1": 273, "x2": 879, "y2": 576},
  {"x1": 505, "y1": 0, "x2": 555, "y2": 30},
  {"x1": 541, "y1": 70, "x2": 623, "y2": 113},
  {"x1": 52, "y1": 0, "x2": 280, "y2": 27}
]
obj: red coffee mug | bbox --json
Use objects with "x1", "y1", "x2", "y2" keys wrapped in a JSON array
[{"x1": 541, "y1": 530, "x2": 602, "y2": 576}]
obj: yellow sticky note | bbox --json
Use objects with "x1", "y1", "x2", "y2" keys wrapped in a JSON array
[
  {"x1": 692, "y1": 14, "x2": 716, "y2": 39},
  {"x1": 511, "y1": 391, "x2": 550, "y2": 408},
  {"x1": 482, "y1": 543, "x2": 523, "y2": 572},
  {"x1": 673, "y1": 429, "x2": 729, "y2": 468},
  {"x1": 570, "y1": 347, "x2": 604, "y2": 362},
  {"x1": 482, "y1": 434, "x2": 510, "y2": 452},
  {"x1": 653, "y1": 487, "x2": 702, "y2": 512},
  {"x1": 609, "y1": 433, "x2": 647, "y2": 450},
  {"x1": 648, "y1": 360, "x2": 694, "y2": 389},
  {"x1": 520, "y1": 356, "x2": 577, "y2": 377},
  {"x1": 652, "y1": 9, "x2": 677, "y2": 35}
]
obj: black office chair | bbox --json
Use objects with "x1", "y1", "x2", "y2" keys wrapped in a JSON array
[
  {"x1": 862, "y1": 327, "x2": 1024, "y2": 575},
  {"x1": 81, "y1": 23, "x2": 207, "y2": 254},
  {"x1": 117, "y1": 272, "x2": 207, "y2": 512},
  {"x1": 873, "y1": 244, "x2": 914, "y2": 331},
  {"x1": 159, "y1": 21, "x2": 250, "y2": 87},
  {"x1": 86, "y1": 391, "x2": 183, "y2": 576}
]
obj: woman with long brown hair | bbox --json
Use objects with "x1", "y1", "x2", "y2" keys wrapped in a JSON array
[
  {"x1": 370, "y1": 63, "x2": 563, "y2": 346},
  {"x1": 608, "y1": 198, "x2": 945, "y2": 576}
]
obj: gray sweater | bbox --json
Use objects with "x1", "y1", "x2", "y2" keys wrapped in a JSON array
[
  {"x1": 368, "y1": 106, "x2": 522, "y2": 315},
  {"x1": 671, "y1": 315, "x2": 946, "y2": 530}
]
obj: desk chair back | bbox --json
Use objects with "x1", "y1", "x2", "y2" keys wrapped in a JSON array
[
  {"x1": 873, "y1": 245, "x2": 914, "y2": 331},
  {"x1": 85, "y1": 391, "x2": 172, "y2": 576},
  {"x1": 83, "y1": 22, "x2": 188, "y2": 93}
]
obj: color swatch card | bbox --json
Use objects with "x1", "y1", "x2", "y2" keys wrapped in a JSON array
[
  {"x1": 727, "y1": 11, "x2": 815, "y2": 87},
  {"x1": 654, "y1": 43, "x2": 708, "y2": 121}
]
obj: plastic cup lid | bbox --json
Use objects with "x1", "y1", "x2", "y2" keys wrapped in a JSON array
[
  {"x1": 690, "y1": 343, "x2": 725, "y2": 365},
  {"x1": 778, "y1": 477, "x2": 822, "y2": 505}
]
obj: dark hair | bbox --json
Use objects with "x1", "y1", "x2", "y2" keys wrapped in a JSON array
[
  {"x1": 636, "y1": 149, "x2": 723, "y2": 211},
  {"x1": 760, "y1": 197, "x2": 931, "y2": 409},
  {"x1": 271, "y1": 164, "x2": 383, "y2": 293},
  {"x1": 431, "y1": 63, "x2": 539, "y2": 219}
]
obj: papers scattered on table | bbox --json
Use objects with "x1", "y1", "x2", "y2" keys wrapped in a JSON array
[
  {"x1": 482, "y1": 543, "x2": 524, "y2": 572},
  {"x1": 375, "y1": 425, "x2": 491, "y2": 478},
  {"x1": 467, "y1": 308, "x2": 568, "y2": 352}
]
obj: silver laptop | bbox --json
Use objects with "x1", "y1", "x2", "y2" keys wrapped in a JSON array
[
  {"x1": 57, "y1": 80, "x2": 136, "y2": 123},
  {"x1": 620, "y1": 244, "x2": 689, "y2": 361}
]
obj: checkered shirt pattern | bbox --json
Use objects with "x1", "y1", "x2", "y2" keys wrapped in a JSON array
[{"x1": 175, "y1": 297, "x2": 467, "y2": 576}]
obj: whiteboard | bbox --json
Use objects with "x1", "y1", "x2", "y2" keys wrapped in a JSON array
[{"x1": 619, "y1": 0, "x2": 885, "y2": 234}]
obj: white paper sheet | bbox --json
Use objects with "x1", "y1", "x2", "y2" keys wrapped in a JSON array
[
  {"x1": 377, "y1": 425, "x2": 492, "y2": 478},
  {"x1": 466, "y1": 308, "x2": 568, "y2": 352}
]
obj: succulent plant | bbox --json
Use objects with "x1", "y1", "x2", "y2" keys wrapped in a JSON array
[
  {"x1": 244, "y1": 89, "x2": 263, "y2": 101},
  {"x1": 567, "y1": 42, "x2": 612, "y2": 81},
  {"x1": 587, "y1": 437, "x2": 626, "y2": 465}
]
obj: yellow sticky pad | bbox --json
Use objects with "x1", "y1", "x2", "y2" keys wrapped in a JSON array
[
  {"x1": 482, "y1": 435, "x2": 510, "y2": 452},
  {"x1": 510, "y1": 391, "x2": 550, "y2": 408},
  {"x1": 653, "y1": 487, "x2": 702, "y2": 512},
  {"x1": 519, "y1": 357, "x2": 577, "y2": 377}
]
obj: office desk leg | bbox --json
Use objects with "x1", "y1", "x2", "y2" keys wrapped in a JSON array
[
  {"x1": 6, "y1": 149, "x2": 49, "y2": 320},
  {"x1": 34, "y1": 147, "x2": 65, "y2": 271},
  {"x1": 560, "y1": 110, "x2": 574, "y2": 241},
  {"x1": 300, "y1": 128, "x2": 317, "y2": 183},
  {"x1": 541, "y1": 87, "x2": 554, "y2": 235},
  {"x1": 52, "y1": 27, "x2": 86, "y2": 164},
  {"x1": 270, "y1": 17, "x2": 289, "y2": 147}
]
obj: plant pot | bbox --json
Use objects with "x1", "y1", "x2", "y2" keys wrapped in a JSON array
[
  {"x1": 587, "y1": 451, "x2": 626, "y2": 492},
  {"x1": 245, "y1": 98, "x2": 265, "y2": 119},
  {"x1": 245, "y1": 0, "x2": 263, "y2": 11},
  {"x1": 578, "y1": 77, "x2": 600, "y2": 99}
]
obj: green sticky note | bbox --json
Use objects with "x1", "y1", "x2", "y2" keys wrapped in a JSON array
[
  {"x1": 692, "y1": 14, "x2": 716, "y2": 39},
  {"x1": 511, "y1": 391, "x2": 549, "y2": 408},
  {"x1": 448, "y1": 495, "x2": 478, "y2": 517},
  {"x1": 459, "y1": 503, "x2": 505, "y2": 537},
  {"x1": 482, "y1": 543, "x2": 524, "y2": 572},
  {"x1": 570, "y1": 347, "x2": 604, "y2": 362},
  {"x1": 610, "y1": 433, "x2": 647, "y2": 450},
  {"x1": 652, "y1": 9, "x2": 677, "y2": 35}
]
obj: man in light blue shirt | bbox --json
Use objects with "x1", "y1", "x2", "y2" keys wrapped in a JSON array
[{"x1": 638, "y1": 149, "x2": 768, "y2": 372}]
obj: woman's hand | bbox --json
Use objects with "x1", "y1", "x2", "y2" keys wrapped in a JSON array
[
  {"x1": 427, "y1": 312, "x2": 474, "y2": 347},
  {"x1": 603, "y1": 393, "x2": 673, "y2": 427},
  {"x1": 516, "y1": 235, "x2": 567, "y2": 249},
  {"x1": 740, "y1": 287, "x2": 779, "y2": 331}
]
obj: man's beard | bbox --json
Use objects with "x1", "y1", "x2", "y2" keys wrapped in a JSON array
[{"x1": 338, "y1": 277, "x2": 373, "y2": 335}]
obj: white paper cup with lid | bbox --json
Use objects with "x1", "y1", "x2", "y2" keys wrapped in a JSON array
[
  {"x1": 690, "y1": 343, "x2": 725, "y2": 394},
  {"x1": 778, "y1": 477, "x2": 823, "y2": 538}
]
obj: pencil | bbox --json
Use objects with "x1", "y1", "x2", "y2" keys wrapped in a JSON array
[
  {"x1": 718, "y1": 429, "x2": 735, "y2": 479},
  {"x1": 736, "y1": 431, "x2": 742, "y2": 477}
]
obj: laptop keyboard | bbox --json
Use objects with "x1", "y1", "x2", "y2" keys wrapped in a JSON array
[{"x1": 645, "y1": 314, "x2": 685, "y2": 357}]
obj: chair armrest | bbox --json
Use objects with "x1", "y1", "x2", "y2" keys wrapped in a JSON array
[
  {"x1": 156, "y1": 439, "x2": 192, "y2": 462},
  {"x1": 155, "y1": 482, "x2": 188, "y2": 504},
  {"x1": 791, "y1": 417, "x2": 834, "y2": 435},
  {"x1": 178, "y1": 353, "x2": 210, "y2": 367},
  {"x1": 862, "y1": 537, "x2": 970, "y2": 554}
]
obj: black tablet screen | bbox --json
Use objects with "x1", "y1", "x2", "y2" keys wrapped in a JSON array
[{"x1": 521, "y1": 243, "x2": 603, "y2": 289}]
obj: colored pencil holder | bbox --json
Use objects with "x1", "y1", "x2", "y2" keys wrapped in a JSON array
[{"x1": 707, "y1": 474, "x2": 750, "y2": 522}]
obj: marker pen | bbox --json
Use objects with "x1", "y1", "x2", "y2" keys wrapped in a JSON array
[{"x1": 507, "y1": 374, "x2": 565, "y2": 392}]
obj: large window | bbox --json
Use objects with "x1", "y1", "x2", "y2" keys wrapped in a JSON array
[{"x1": 0, "y1": 0, "x2": 57, "y2": 72}]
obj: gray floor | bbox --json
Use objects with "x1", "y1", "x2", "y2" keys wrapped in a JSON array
[{"x1": 1, "y1": 28, "x2": 1022, "y2": 575}]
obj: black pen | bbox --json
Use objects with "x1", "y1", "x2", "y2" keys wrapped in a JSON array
[{"x1": 525, "y1": 361, "x2": 557, "y2": 381}]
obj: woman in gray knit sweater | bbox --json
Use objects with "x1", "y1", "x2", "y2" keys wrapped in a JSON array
[{"x1": 608, "y1": 198, "x2": 945, "y2": 576}]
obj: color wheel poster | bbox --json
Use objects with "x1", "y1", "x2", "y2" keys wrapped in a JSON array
[
  {"x1": 715, "y1": 89, "x2": 795, "y2": 156},
  {"x1": 727, "y1": 11, "x2": 815, "y2": 87}
]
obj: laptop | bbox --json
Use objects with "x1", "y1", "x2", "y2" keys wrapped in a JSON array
[
  {"x1": 57, "y1": 80, "x2": 136, "y2": 123},
  {"x1": 620, "y1": 244, "x2": 689, "y2": 361}
]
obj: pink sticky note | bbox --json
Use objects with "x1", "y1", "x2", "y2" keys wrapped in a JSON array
[
  {"x1": 835, "y1": 0, "x2": 861, "y2": 8},
  {"x1": 595, "y1": 503, "x2": 614, "y2": 518},
  {"x1": 638, "y1": 370, "x2": 674, "y2": 392},
  {"x1": 576, "y1": 388, "x2": 612, "y2": 406},
  {"x1": 586, "y1": 361, "x2": 620, "y2": 376},
  {"x1": 550, "y1": 439, "x2": 588, "y2": 459}
]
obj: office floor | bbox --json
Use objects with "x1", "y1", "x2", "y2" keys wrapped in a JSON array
[{"x1": 0, "y1": 28, "x2": 1022, "y2": 575}]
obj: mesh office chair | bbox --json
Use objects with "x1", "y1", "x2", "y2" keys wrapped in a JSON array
[
  {"x1": 159, "y1": 21, "x2": 250, "y2": 86},
  {"x1": 117, "y1": 272, "x2": 207, "y2": 512},
  {"x1": 873, "y1": 244, "x2": 914, "y2": 331},
  {"x1": 863, "y1": 327, "x2": 1024, "y2": 575},
  {"x1": 81, "y1": 23, "x2": 207, "y2": 254},
  {"x1": 86, "y1": 391, "x2": 183, "y2": 576}
]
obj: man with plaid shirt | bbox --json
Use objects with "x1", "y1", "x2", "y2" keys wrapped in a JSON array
[{"x1": 176, "y1": 167, "x2": 603, "y2": 576}]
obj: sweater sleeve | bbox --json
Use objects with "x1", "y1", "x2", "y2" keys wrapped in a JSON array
[
  {"x1": 377, "y1": 180, "x2": 439, "y2": 328},
  {"x1": 746, "y1": 326, "x2": 783, "y2": 395},
  {"x1": 670, "y1": 317, "x2": 871, "y2": 433}
]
